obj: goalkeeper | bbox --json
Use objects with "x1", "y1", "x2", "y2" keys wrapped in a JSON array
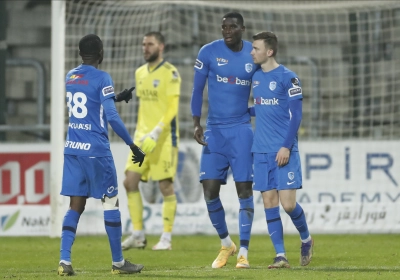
[{"x1": 122, "y1": 31, "x2": 181, "y2": 251}]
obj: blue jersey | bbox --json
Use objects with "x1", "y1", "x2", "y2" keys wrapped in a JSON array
[
  {"x1": 251, "y1": 65, "x2": 303, "y2": 153},
  {"x1": 194, "y1": 39, "x2": 258, "y2": 127},
  {"x1": 64, "y1": 64, "x2": 115, "y2": 157}
]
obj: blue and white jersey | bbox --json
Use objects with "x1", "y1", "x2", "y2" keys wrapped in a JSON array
[
  {"x1": 251, "y1": 65, "x2": 303, "y2": 153},
  {"x1": 64, "y1": 64, "x2": 115, "y2": 157},
  {"x1": 194, "y1": 39, "x2": 258, "y2": 127}
]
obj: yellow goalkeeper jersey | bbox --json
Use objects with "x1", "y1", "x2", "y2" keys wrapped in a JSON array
[{"x1": 135, "y1": 60, "x2": 181, "y2": 146}]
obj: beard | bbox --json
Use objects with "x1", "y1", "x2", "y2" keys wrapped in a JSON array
[{"x1": 145, "y1": 52, "x2": 159, "y2": 63}]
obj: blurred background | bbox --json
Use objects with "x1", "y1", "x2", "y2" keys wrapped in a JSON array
[
  {"x1": 1, "y1": 0, "x2": 400, "y2": 237},
  {"x1": 1, "y1": 0, "x2": 400, "y2": 142}
]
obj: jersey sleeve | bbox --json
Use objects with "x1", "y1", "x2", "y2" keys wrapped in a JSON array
[
  {"x1": 194, "y1": 44, "x2": 210, "y2": 76},
  {"x1": 166, "y1": 68, "x2": 181, "y2": 97},
  {"x1": 284, "y1": 73, "x2": 303, "y2": 100},
  {"x1": 99, "y1": 72, "x2": 116, "y2": 103}
]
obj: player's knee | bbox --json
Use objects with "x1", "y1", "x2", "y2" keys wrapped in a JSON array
[
  {"x1": 237, "y1": 188, "x2": 253, "y2": 199},
  {"x1": 123, "y1": 177, "x2": 129, "y2": 190},
  {"x1": 102, "y1": 195, "x2": 119, "y2": 210},
  {"x1": 123, "y1": 177, "x2": 139, "y2": 192},
  {"x1": 203, "y1": 189, "x2": 219, "y2": 201},
  {"x1": 281, "y1": 202, "x2": 296, "y2": 213}
]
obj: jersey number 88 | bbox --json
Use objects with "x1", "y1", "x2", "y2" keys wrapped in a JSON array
[{"x1": 66, "y1": 92, "x2": 88, "y2": 118}]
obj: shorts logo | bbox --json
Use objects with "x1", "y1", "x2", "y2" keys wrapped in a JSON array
[
  {"x1": 194, "y1": 59, "x2": 203, "y2": 70},
  {"x1": 245, "y1": 63, "x2": 253, "y2": 73},
  {"x1": 107, "y1": 186, "x2": 115, "y2": 193},
  {"x1": 102, "y1": 86, "x2": 114, "y2": 96},
  {"x1": 288, "y1": 172, "x2": 294, "y2": 180},
  {"x1": 153, "y1": 79, "x2": 160, "y2": 88},
  {"x1": 269, "y1": 81, "x2": 276, "y2": 91}
]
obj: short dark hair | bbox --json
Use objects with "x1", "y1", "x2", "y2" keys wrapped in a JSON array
[
  {"x1": 222, "y1": 12, "x2": 244, "y2": 26},
  {"x1": 252, "y1": 31, "x2": 278, "y2": 56},
  {"x1": 79, "y1": 34, "x2": 103, "y2": 56},
  {"x1": 144, "y1": 31, "x2": 165, "y2": 44}
]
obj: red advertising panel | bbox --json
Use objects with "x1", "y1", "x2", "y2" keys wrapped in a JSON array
[{"x1": 0, "y1": 153, "x2": 50, "y2": 205}]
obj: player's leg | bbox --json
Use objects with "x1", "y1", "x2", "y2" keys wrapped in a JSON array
[
  {"x1": 102, "y1": 195, "x2": 144, "y2": 274},
  {"x1": 201, "y1": 128, "x2": 236, "y2": 267},
  {"x1": 152, "y1": 178, "x2": 176, "y2": 250},
  {"x1": 147, "y1": 145, "x2": 178, "y2": 250},
  {"x1": 59, "y1": 196, "x2": 86, "y2": 276},
  {"x1": 254, "y1": 153, "x2": 289, "y2": 269},
  {"x1": 203, "y1": 179, "x2": 237, "y2": 268},
  {"x1": 234, "y1": 182, "x2": 253, "y2": 268},
  {"x1": 86, "y1": 156, "x2": 143, "y2": 274},
  {"x1": 122, "y1": 151, "x2": 148, "y2": 250},
  {"x1": 278, "y1": 152, "x2": 313, "y2": 266},
  {"x1": 228, "y1": 123, "x2": 254, "y2": 268},
  {"x1": 262, "y1": 190, "x2": 290, "y2": 269},
  {"x1": 58, "y1": 155, "x2": 87, "y2": 276}
]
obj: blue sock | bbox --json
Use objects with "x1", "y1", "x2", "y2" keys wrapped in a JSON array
[
  {"x1": 238, "y1": 196, "x2": 254, "y2": 249},
  {"x1": 60, "y1": 209, "x2": 80, "y2": 262},
  {"x1": 104, "y1": 209, "x2": 123, "y2": 262},
  {"x1": 287, "y1": 203, "x2": 310, "y2": 240},
  {"x1": 206, "y1": 197, "x2": 228, "y2": 239},
  {"x1": 265, "y1": 207, "x2": 285, "y2": 254}
]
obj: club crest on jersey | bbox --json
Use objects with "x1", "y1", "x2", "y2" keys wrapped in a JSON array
[
  {"x1": 245, "y1": 63, "x2": 253, "y2": 73},
  {"x1": 153, "y1": 79, "x2": 160, "y2": 88},
  {"x1": 269, "y1": 81, "x2": 277, "y2": 91}
]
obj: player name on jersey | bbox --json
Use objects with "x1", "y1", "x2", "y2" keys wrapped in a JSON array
[
  {"x1": 64, "y1": 141, "x2": 91, "y2": 150},
  {"x1": 68, "y1": 123, "x2": 92, "y2": 130}
]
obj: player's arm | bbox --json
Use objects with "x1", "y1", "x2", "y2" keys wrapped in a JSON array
[
  {"x1": 191, "y1": 71, "x2": 207, "y2": 146},
  {"x1": 102, "y1": 98, "x2": 145, "y2": 166},
  {"x1": 248, "y1": 106, "x2": 256, "y2": 117},
  {"x1": 140, "y1": 94, "x2": 179, "y2": 153},
  {"x1": 114, "y1": 86, "x2": 135, "y2": 103},
  {"x1": 276, "y1": 99, "x2": 302, "y2": 166}
]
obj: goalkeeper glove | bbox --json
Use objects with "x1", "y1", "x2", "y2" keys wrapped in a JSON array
[
  {"x1": 115, "y1": 87, "x2": 135, "y2": 103},
  {"x1": 140, "y1": 125, "x2": 163, "y2": 154},
  {"x1": 130, "y1": 144, "x2": 145, "y2": 167}
]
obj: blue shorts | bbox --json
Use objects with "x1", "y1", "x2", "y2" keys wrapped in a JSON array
[
  {"x1": 61, "y1": 155, "x2": 118, "y2": 199},
  {"x1": 253, "y1": 152, "x2": 302, "y2": 192},
  {"x1": 199, "y1": 122, "x2": 253, "y2": 184}
]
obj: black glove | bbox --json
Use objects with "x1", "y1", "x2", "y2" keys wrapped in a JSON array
[
  {"x1": 130, "y1": 144, "x2": 145, "y2": 167},
  {"x1": 115, "y1": 87, "x2": 135, "y2": 103}
]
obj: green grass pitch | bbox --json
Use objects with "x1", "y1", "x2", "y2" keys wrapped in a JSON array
[{"x1": 1, "y1": 234, "x2": 399, "y2": 279}]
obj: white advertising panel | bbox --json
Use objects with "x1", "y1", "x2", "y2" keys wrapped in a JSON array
[{"x1": 1, "y1": 141, "x2": 399, "y2": 236}]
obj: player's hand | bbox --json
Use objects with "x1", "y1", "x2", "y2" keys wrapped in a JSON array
[
  {"x1": 115, "y1": 87, "x2": 135, "y2": 103},
  {"x1": 193, "y1": 125, "x2": 207, "y2": 146},
  {"x1": 140, "y1": 135, "x2": 157, "y2": 154},
  {"x1": 276, "y1": 147, "x2": 290, "y2": 167},
  {"x1": 130, "y1": 144, "x2": 145, "y2": 167}
]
